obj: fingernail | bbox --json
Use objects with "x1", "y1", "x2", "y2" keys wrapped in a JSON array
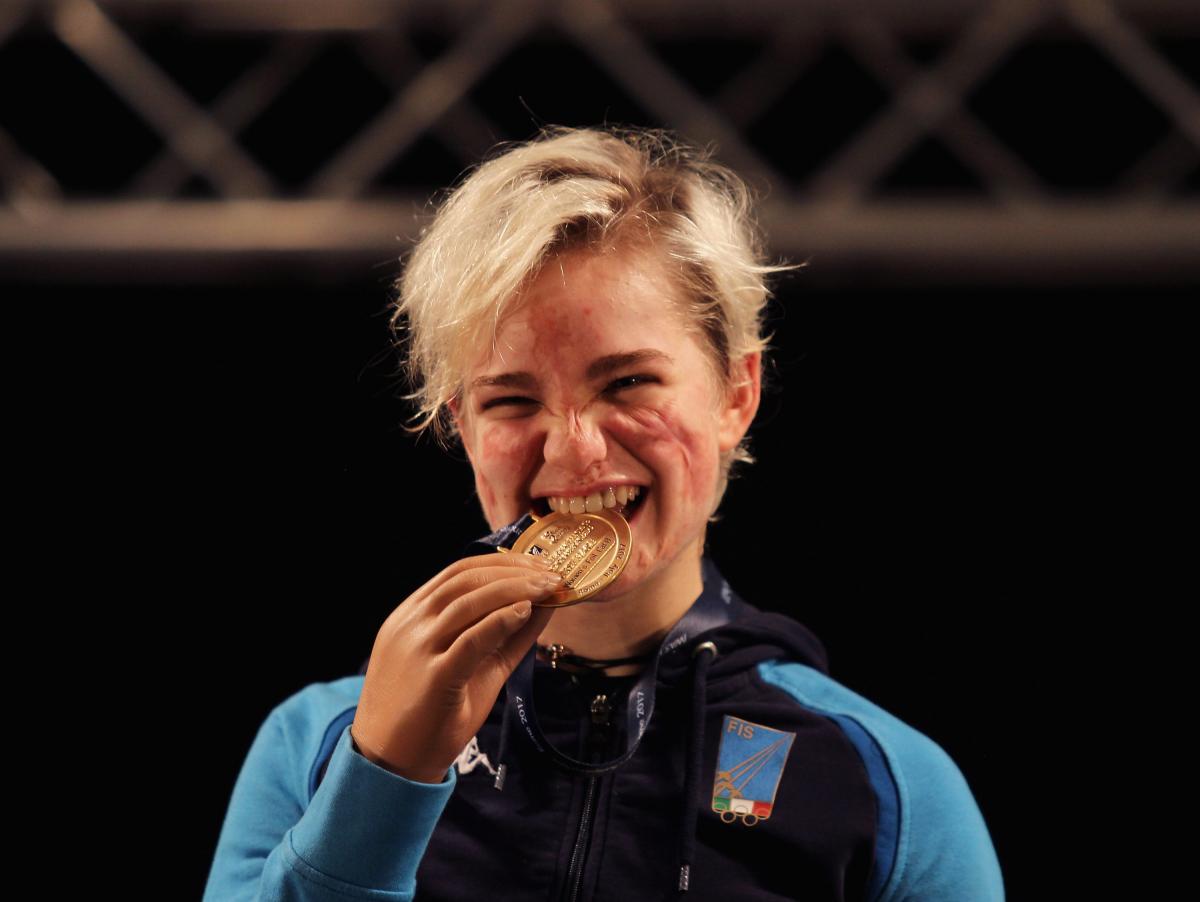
[
  {"x1": 513, "y1": 600, "x2": 532, "y2": 617},
  {"x1": 539, "y1": 573, "x2": 564, "y2": 589}
]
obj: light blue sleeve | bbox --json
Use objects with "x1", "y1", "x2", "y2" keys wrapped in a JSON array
[
  {"x1": 877, "y1": 728, "x2": 1004, "y2": 902},
  {"x1": 202, "y1": 678, "x2": 457, "y2": 901},
  {"x1": 758, "y1": 661, "x2": 1004, "y2": 902}
]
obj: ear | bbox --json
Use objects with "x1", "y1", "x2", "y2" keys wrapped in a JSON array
[{"x1": 717, "y1": 352, "x2": 761, "y2": 453}]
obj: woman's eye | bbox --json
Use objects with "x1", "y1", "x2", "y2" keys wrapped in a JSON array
[
  {"x1": 480, "y1": 396, "x2": 536, "y2": 411},
  {"x1": 480, "y1": 375, "x2": 657, "y2": 411},
  {"x1": 607, "y1": 374, "x2": 658, "y2": 393}
]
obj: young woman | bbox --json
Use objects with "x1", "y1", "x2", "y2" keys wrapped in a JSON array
[{"x1": 203, "y1": 125, "x2": 1004, "y2": 902}]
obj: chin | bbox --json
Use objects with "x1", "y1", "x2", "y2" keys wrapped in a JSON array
[
  {"x1": 576, "y1": 556, "x2": 642, "y2": 603},
  {"x1": 604, "y1": 554, "x2": 661, "y2": 599}
]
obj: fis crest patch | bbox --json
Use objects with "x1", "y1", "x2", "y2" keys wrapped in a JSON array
[{"x1": 711, "y1": 715, "x2": 795, "y2": 826}]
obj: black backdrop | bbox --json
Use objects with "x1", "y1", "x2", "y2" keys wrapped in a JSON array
[{"x1": 17, "y1": 272, "x2": 1185, "y2": 899}]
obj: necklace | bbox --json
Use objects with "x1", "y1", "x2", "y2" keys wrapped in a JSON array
[{"x1": 537, "y1": 642, "x2": 654, "y2": 673}]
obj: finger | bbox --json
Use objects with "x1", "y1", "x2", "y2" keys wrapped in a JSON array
[
  {"x1": 433, "y1": 572, "x2": 563, "y2": 641},
  {"x1": 412, "y1": 552, "x2": 551, "y2": 606},
  {"x1": 494, "y1": 605, "x2": 555, "y2": 672},
  {"x1": 426, "y1": 564, "x2": 559, "y2": 619},
  {"x1": 466, "y1": 606, "x2": 556, "y2": 703},
  {"x1": 428, "y1": 552, "x2": 549, "y2": 598},
  {"x1": 441, "y1": 596, "x2": 546, "y2": 686}
]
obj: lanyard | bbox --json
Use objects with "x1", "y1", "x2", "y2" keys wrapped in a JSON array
[{"x1": 465, "y1": 515, "x2": 740, "y2": 775}]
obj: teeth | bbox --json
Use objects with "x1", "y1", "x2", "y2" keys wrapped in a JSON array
[{"x1": 545, "y1": 486, "x2": 644, "y2": 516}]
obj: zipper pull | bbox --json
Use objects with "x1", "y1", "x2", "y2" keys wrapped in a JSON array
[{"x1": 590, "y1": 693, "x2": 612, "y2": 726}]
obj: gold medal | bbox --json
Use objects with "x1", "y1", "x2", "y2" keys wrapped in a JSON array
[{"x1": 500, "y1": 507, "x2": 633, "y2": 607}]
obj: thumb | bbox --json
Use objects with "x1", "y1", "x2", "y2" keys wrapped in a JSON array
[{"x1": 475, "y1": 606, "x2": 554, "y2": 696}]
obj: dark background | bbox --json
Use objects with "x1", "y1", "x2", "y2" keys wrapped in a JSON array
[
  {"x1": 26, "y1": 274, "x2": 1182, "y2": 900},
  {"x1": 5, "y1": 3, "x2": 1194, "y2": 898}
]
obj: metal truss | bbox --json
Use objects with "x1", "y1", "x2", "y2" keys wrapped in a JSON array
[{"x1": 1, "y1": 0, "x2": 1198, "y2": 283}]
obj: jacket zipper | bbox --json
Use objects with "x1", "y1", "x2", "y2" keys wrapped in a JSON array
[
  {"x1": 565, "y1": 776, "x2": 598, "y2": 902},
  {"x1": 564, "y1": 692, "x2": 612, "y2": 902}
]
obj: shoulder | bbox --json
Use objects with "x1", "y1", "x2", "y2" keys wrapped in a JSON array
[
  {"x1": 264, "y1": 674, "x2": 367, "y2": 801},
  {"x1": 756, "y1": 660, "x2": 1005, "y2": 902},
  {"x1": 756, "y1": 659, "x2": 949, "y2": 776}
]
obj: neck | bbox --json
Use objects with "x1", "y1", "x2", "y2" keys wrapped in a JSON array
[{"x1": 536, "y1": 537, "x2": 705, "y2": 677}]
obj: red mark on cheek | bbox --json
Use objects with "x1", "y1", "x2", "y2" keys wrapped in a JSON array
[
  {"x1": 622, "y1": 403, "x2": 683, "y2": 446},
  {"x1": 610, "y1": 402, "x2": 718, "y2": 506},
  {"x1": 475, "y1": 425, "x2": 541, "y2": 518},
  {"x1": 479, "y1": 424, "x2": 535, "y2": 466}
]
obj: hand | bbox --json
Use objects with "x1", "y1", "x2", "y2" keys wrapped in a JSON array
[{"x1": 350, "y1": 552, "x2": 560, "y2": 783}]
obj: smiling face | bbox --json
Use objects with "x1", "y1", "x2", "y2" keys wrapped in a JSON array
[{"x1": 451, "y1": 243, "x2": 760, "y2": 603}]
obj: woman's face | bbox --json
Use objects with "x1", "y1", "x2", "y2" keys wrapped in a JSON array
[{"x1": 451, "y1": 244, "x2": 760, "y2": 600}]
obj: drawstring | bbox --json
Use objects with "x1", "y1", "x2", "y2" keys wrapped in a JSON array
[{"x1": 677, "y1": 640, "x2": 717, "y2": 893}]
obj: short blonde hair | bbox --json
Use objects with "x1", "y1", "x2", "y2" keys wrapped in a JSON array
[{"x1": 389, "y1": 124, "x2": 804, "y2": 515}]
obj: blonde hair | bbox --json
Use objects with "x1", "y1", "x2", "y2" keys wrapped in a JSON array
[{"x1": 389, "y1": 124, "x2": 804, "y2": 516}]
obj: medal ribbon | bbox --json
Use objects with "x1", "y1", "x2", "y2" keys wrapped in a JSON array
[{"x1": 465, "y1": 515, "x2": 740, "y2": 775}]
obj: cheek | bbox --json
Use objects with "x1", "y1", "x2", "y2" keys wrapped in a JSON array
[
  {"x1": 607, "y1": 398, "x2": 719, "y2": 505},
  {"x1": 475, "y1": 424, "x2": 541, "y2": 507}
]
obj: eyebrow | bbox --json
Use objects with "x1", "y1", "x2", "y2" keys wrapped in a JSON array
[{"x1": 469, "y1": 349, "x2": 673, "y2": 392}]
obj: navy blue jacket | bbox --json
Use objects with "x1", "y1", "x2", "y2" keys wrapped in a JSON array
[{"x1": 203, "y1": 557, "x2": 1003, "y2": 901}]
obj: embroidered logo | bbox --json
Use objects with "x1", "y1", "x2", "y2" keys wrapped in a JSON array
[
  {"x1": 711, "y1": 715, "x2": 795, "y2": 826},
  {"x1": 454, "y1": 735, "x2": 497, "y2": 776}
]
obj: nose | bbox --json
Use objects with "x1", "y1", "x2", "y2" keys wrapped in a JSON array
[{"x1": 542, "y1": 409, "x2": 607, "y2": 474}]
